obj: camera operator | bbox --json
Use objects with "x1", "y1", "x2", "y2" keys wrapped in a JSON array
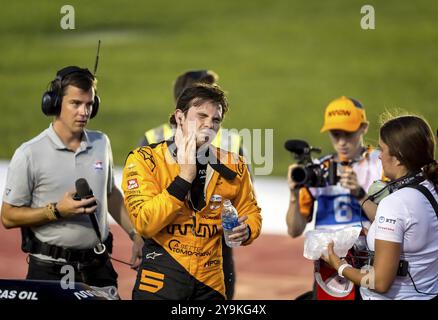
[
  {"x1": 286, "y1": 96, "x2": 383, "y2": 300},
  {"x1": 322, "y1": 115, "x2": 438, "y2": 300}
]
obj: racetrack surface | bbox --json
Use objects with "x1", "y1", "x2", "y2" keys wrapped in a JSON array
[
  {"x1": 0, "y1": 161, "x2": 313, "y2": 300},
  {"x1": 0, "y1": 225, "x2": 313, "y2": 300}
]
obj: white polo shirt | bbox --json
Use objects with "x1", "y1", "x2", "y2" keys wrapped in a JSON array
[
  {"x1": 3, "y1": 124, "x2": 114, "y2": 250},
  {"x1": 361, "y1": 180, "x2": 438, "y2": 300}
]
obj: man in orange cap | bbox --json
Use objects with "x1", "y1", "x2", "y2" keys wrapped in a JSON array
[{"x1": 286, "y1": 96, "x2": 382, "y2": 300}]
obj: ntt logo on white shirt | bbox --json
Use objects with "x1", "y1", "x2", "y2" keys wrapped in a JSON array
[{"x1": 378, "y1": 216, "x2": 396, "y2": 224}]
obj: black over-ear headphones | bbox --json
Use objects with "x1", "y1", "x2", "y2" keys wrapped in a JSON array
[{"x1": 41, "y1": 66, "x2": 100, "y2": 118}]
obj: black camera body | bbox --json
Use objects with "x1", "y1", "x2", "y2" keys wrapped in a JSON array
[{"x1": 285, "y1": 139, "x2": 339, "y2": 188}]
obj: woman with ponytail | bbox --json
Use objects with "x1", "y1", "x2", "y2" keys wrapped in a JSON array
[{"x1": 323, "y1": 114, "x2": 438, "y2": 300}]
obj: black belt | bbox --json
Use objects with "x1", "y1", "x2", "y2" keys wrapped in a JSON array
[
  {"x1": 28, "y1": 254, "x2": 107, "y2": 272},
  {"x1": 26, "y1": 232, "x2": 113, "y2": 264}
]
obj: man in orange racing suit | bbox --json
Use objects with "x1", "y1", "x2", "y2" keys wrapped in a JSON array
[{"x1": 123, "y1": 83, "x2": 262, "y2": 300}]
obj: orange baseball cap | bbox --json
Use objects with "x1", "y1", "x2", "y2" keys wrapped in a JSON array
[{"x1": 320, "y1": 96, "x2": 367, "y2": 132}]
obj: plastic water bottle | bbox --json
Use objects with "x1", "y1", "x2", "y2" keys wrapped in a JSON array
[{"x1": 221, "y1": 199, "x2": 241, "y2": 247}]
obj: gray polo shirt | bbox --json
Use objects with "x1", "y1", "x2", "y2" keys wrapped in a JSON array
[{"x1": 3, "y1": 124, "x2": 113, "y2": 250}]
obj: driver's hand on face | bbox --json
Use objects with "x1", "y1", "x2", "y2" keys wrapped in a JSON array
[{"x1": 175, "y1": 119, "x2": 196, "y2": 183}]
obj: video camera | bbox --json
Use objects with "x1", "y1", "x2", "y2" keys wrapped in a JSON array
[{"x1": 284, "y1": 139, "x2": 338, "y2": 188}]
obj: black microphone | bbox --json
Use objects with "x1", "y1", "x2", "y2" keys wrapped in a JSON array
[
  {"x1": 75, "y1": 178, "x2": 105, "y2": 254},
  {"x1": 284, "y1": 139, "x2": 310, "y2": 155},
  {"x1": 284, "y1": 139, "x2": 322, "y2": 154}
]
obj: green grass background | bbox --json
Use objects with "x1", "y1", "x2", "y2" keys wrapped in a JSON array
[{"x1": 1, "y1": 0, "x2": 437, "y2": 176}]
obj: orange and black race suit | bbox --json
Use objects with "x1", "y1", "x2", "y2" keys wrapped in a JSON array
[{"x1": 122, "y1": 140, "x2": 262, "y2": 299}]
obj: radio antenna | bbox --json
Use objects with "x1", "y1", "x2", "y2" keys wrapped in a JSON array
[{"x1": 93, "y1": 40, "x2": 101, "y2": 76}]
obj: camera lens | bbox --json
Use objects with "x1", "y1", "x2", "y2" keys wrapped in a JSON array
[{"x1": 291, "y1": 166, "x2": 307, "y2": 185}]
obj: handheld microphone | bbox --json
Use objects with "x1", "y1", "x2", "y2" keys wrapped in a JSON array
[{"x1": 75, "y1": 178, "x2": 106, "y2": 254}]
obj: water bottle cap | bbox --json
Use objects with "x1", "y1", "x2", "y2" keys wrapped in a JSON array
[
  {"x1": 223, "y1": 199, "x2": 232, "y2": 206},
  {"x1": 210, "y1": 194, "x2": 222, "y2": 202}
]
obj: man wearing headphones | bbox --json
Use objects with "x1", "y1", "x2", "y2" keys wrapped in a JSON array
[{"x1": 1, "y1": 66, "x2": 143, "y2": 294}]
